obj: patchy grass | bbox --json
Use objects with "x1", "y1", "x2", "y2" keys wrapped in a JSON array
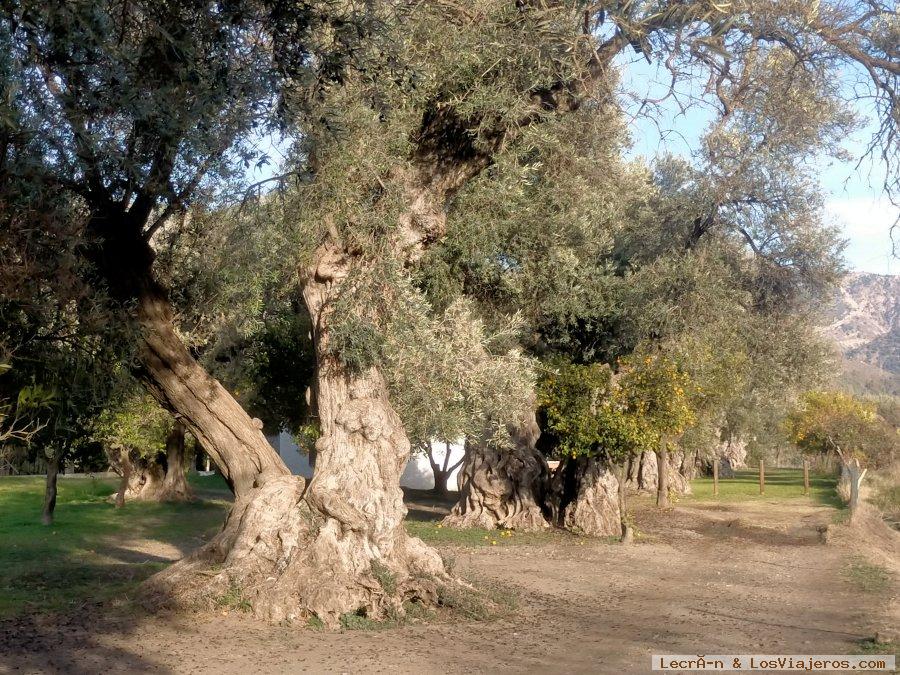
[
  {"x1": 688, "y1": 468, "x2": 842, "y2": 508},
  {"x1": 855, "y1": 638, "x2": 898, "y2": 660},
  {"x1": 844, "y1": 558, "x2": 892, "y2": 594},
  {"x1": 870, "y1": 480, "x2": 900, "y2": 524},
  {"x1": 0, "y1": 475, "x2": 228, "y2": 618},
  {"x1": 216, "y1": 584, "x2": 252, "y2": 612},
  {"x1": 188, "y1": 472, "x2": 233, "y2": 498},
  {"x1": 405, "y1": 520, "x2": 600, "y2": 547}
]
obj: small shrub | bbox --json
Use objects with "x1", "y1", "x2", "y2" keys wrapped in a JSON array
[
  {"x1": 215, "y1": 584, "x2": 251, "y2": 612},
  {"x1": 370, "y1": 560, "x2": 396, "y2": 596},
  {"x1": 339, "y1": 610, "x2": 383, "y2": 631}
]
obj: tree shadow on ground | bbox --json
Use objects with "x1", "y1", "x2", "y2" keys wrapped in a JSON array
[{"x1": 0, "y1": 607, "x2": 171, "y2": 674}]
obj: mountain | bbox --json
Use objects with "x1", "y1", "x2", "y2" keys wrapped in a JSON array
[{"x1": 826, "y1": 272, "x2": 900, "y2": 396}]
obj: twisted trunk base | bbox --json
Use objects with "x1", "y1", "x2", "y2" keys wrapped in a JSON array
[
  {"x1": 443, "y1": 410, "x2": 550, "y2": 531},
  {"x1": 108, "y1": 437, "x2": 194, "y2": 505},
  {"x1": 142, "y1": 475, "x2": 446, "y2": 626},
  {"x1": 549, "y1": 456, "x2": 621, "y2": 537}
]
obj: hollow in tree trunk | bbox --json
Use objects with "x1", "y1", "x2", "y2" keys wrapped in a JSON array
[
  {"x1": 443, "y1": 407, "x2": 551, "y2": 531},
  {"x1": 656, "y1": 438, "x2": 669, "y2": 508},
  {"x1": 42, "y1": 453, "x2": 60, "y2": 526}
]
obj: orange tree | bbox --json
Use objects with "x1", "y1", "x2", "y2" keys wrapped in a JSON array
[
  {"x1": 786, "y1": 391, "x2": 897, "y2": 519},
  {"x1": 617, "y1": 352, "x2": 697, "y2": 507},
  {"x1": 539, "y1": 350, "x2": 697, "y2": 526}
]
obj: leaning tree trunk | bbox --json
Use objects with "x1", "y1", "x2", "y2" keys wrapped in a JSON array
[
  {"x1": 142, "y1": 234, "x2": 449, "y2": 627},
  {"x1": 549, "y1": 455, "x2": 621, "y2": 537},
  {"x1": 41, "y1": 453, "x2": 60, "y2": 526},
  {"x1": 90, "y1": 221, "x2": 289, "y2": 498},
  {"x1": 443, "y1": 407, "x2": 551, "y2": 531}
]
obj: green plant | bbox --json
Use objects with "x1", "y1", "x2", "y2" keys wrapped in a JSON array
[
  {"x1": 370, "y1": 560, "x2": 397, "y2": 596},
  {"x1": 844, "y1": 558, "x2": 891, "y2": 594}
]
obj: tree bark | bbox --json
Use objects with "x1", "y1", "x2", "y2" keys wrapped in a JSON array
[
  {"x1": 656, "y1": 438, "x2": 669, "y2": 508},
  {"x1": 549, "y1": 455, "x2": 621, "y2": 537},
  {"x1": 443, "y1": 408, "x2": 551, "y2": 531},
  {"x1": 159, "y1": 421, "x2": 193, "y2": 501},
  {"x1": 143, "y1": 218, "x2": 453, "y2": 626},
  {"x1": 90, "y1": 218, "x2": 289, "y2": 498},
  {"x1": 615, "y1": 462, "x2": 628, "y2": 533},
  {"x1": 41, "y1": 454, "x2": 59, "y2": 526}
]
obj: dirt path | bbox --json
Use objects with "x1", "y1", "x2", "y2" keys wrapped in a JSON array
[{"x1": 1, "y1": 497, "x2": 895, "y2": 675}]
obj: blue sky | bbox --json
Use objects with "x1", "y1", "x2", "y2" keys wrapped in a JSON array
[{"x1": 621, "y1": 57, "x2": 897, "y2": 275}]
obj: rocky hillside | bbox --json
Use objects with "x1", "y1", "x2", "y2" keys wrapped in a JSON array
[{"x1": 827, "y1": 272, "x2": 899, "y2": 395}]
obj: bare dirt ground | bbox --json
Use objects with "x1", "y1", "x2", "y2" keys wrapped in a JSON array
[{"x1": 1, "y1": 495, "x2": 896, "y2": 675}]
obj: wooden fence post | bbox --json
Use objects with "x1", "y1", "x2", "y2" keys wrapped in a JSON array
[
  {"x1": 713, "y1": 459, "x2": 719, "y2": 497},
  {"x1": 759, "y1": 459, "x2": 765, "y2": 495},
  {"x1": 803, "y1": 460, "x2": 810, "y2": 496}
]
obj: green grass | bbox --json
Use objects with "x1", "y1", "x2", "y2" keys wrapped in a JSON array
[
  {"x1": 844, "y1": 557, "x2": 892, "y2": 594},
  {"x1": 687, "y1": 468, "x2": 843, "y2": 508},
  {"x1": 855, "y1": 638, "x2": 898, "y2": 660},
  {"x1": 187, "y1": 471, "x2": 232, "y2": 496},
  {"x1": 0, "y1": 475, "x2": 229, "y2": 618},
  {"x1": 404, "y1": 520, "x2": 605, "y2": 547}
]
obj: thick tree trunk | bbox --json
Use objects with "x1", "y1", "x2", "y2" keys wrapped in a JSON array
[
  {"x1": 41, "y1": 454, "x2": 60, "y2": 526},
  {"x1": 549, "y1": 455, "x2": 621, "y2": 537},
  {"x1": 656, "y1": 440, "x2": 669, "y2": 508},
  {"x1": 443, "y1": 409, "x2": 551, "y2": 531},
  {"x1": 627, "y1": 447, "x2": 692, "y2": 496},
  {"x1": 143, "y1": 242, "x2": 448, "y2": 627},
  {"x1": 106, "y1": 445, "x2": 165, "y2": 502},
  {"x1": 106, "y1": 431, "x2": 193, "y2": 504},
  {"x1": 159, "y1": 421, "x2": 193, "y2": 501}
]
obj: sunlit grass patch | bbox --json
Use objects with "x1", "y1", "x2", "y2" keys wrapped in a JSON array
[
  {"x1": 0, "y1": 475, "x2": 228, "y2": 618},
  {"x1": 688, "y1": 468, "x2": 842, "y2": 508}
]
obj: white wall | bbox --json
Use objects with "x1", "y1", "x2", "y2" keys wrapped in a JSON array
[{"x1": 266, "y1": 432, "x2": 465, "y2": 491}]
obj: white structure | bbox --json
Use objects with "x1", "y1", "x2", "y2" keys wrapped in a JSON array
[{"x1": 266, "y1": 431, "x2": 465, "y2": 492}]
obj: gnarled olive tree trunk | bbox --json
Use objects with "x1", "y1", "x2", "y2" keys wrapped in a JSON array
[
  {"x1": 108, "y1": 423, "x2": 194, "y2": 505},
  {"x1": 143, "y1": 172, "x2": 462, "y2": 626},
  {"x1": 549, "y1": 455, "x2": 621, "y2": 537},
  {"x1": 443, "y1": 408, "x2": 551, "y2": 531}
]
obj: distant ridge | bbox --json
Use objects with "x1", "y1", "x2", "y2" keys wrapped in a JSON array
[{"x1": 827, "y1": 272, "x2": 899, "y2": 396}]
